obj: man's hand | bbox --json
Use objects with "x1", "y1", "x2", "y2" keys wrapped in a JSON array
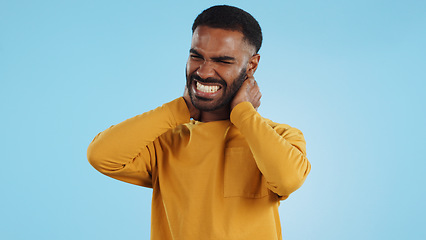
[
  {"x1": 230, "y1": 76, "x2": 262, "y2": 111},
  {"x1": 183, "y1": 86, "x2": 201, "y2": 120}
]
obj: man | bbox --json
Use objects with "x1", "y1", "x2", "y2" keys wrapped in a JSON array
[{"x1": 88, "y1": 5, "x2": 311, "y2": 240}]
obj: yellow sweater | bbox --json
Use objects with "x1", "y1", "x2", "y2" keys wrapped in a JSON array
[{"x1": 87, "y1": 98, "x2": 311, "y2": 240}]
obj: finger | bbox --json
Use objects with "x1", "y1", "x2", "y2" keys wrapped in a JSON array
[
  {"x1": 252, "y1": 78, "x2": 258, "y2": 85},
  {"x1": 253, "y1": 99, "x2": 261, "y2": 110},
  {"x1": 245, "y1": 76, "x2": 255, "y2": 86},
  {"x1": 253, "y1": 88, "x2": 261, "y2": 102},
  {"x1": 239, "y1": 78, "x2": 251, "y2": 89},
  {"x1": 249, "y1": 83, "x2": 260, "y2": 96},
  {"x1": 253, "y1": 91, "x2": 262, "y2": 104},
  {"x1": 250, "y1": 78, "x2": 256, "y2": 86},
  {"x1": 255, "y1": 90, "x2": 262, "y2": 101}
]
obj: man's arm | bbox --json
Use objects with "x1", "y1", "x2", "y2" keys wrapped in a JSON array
[
  {"x1": 87, "y1": 98, "x2": 190, "y2": 187},
  {"x1": 230, "y1": 78, "x2": 311, "y2": 199}
]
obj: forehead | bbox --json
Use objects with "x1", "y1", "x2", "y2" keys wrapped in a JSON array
[{"x1": 191, "y1": 26, "x2": 250, "y2": 56}]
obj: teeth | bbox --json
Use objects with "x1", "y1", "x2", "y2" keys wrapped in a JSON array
[{"x1": 196, "y1": 82, "x2": 220, "y2": 93}]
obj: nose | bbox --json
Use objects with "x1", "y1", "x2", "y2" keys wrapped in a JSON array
[{"x1": 196, "y1": 61, "x2": 215, "y2": 79}]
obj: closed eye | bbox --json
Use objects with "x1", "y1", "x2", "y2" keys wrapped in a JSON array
[
  {"x1": 211, "y1": 56, "x2": 235, "y2": 65},
  {"x1": 190, "y1": 54, "x2": 203, "y2": 60}
]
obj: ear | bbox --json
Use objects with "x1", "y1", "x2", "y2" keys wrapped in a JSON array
[{"x1": 246, "y1": 54, "x2": 260, "y2": 77}]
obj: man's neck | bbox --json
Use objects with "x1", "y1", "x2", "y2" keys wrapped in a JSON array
[{"x1": 199, "y1": 106, "x2": 231, "y2": 122}]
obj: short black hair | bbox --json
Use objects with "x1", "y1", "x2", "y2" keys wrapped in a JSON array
[{"x1": 192, "y1": 5, "x2": 262, "y2": 53}]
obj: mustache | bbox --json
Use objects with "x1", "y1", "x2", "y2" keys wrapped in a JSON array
[{"x1": 191, "y1": 74, "x2": 227, "y2": 88}]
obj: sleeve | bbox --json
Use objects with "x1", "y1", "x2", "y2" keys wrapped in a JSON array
[
  {"x1": 87, "y1": 97, "x2": 190, "y2": 188},
  {"x1": 230, "y1": 102, "x2": 311, "y2": 200}
]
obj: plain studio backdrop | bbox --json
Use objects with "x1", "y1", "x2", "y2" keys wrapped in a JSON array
[{"x1": 1, "y1": 0, "x2": 425, "y2": 239}]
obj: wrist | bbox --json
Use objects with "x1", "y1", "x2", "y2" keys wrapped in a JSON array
[
  {"x1": 230, "y1": 101, "x2": 256, "y2": 123},
  {"x1": 231, "y1": 100, "x2": 246, "y2": 111}
]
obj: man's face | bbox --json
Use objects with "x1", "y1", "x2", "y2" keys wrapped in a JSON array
[{"x1": 186, "y1": 26, "x2": 253, "y2": 112}]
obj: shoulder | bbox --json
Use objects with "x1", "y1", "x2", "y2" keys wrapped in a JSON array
[{"x1": 156, "y1": 122, "x2": 192, "y2": 146}]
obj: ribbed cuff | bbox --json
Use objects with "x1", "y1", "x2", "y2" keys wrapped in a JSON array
[{"x1": 230, "y1": 101, "x2": 257, "y2": 126}]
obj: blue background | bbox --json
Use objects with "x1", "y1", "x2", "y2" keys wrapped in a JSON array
[{"x1": 1, "y1": 0, "x2": 425, "y2": 239}]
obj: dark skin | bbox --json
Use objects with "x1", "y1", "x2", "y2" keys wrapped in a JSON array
[{"x1": 183, "y1": 26, "x2": 262, "y2": 122}]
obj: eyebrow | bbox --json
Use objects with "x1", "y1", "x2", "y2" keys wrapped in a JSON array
[
  {"x1": 189, "y1": 48, "x2": 202, "y2": 56},
  {"x1": 211, "y1": 56, "x2": 236, "y2": 62},
  {"x1": 190, "y1": 48, "x2": 236, "y2": 62}
]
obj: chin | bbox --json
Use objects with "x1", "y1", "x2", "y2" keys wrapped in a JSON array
[{"x1": 192, "y1": 96, "x2": 227, "y2": 112}]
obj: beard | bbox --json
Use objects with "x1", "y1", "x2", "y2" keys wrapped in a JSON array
[{"x1": 186, "y1": 68, "x2": 247, "y2": 112}]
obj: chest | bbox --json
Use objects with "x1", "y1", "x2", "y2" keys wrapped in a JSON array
[{"x1": 156, "y1": 123, "x2": 269, "y2": 200}]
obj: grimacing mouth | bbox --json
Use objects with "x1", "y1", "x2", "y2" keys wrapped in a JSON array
[{"x1": 191, "y1": 77, "x2": 225, "y2": 95}]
